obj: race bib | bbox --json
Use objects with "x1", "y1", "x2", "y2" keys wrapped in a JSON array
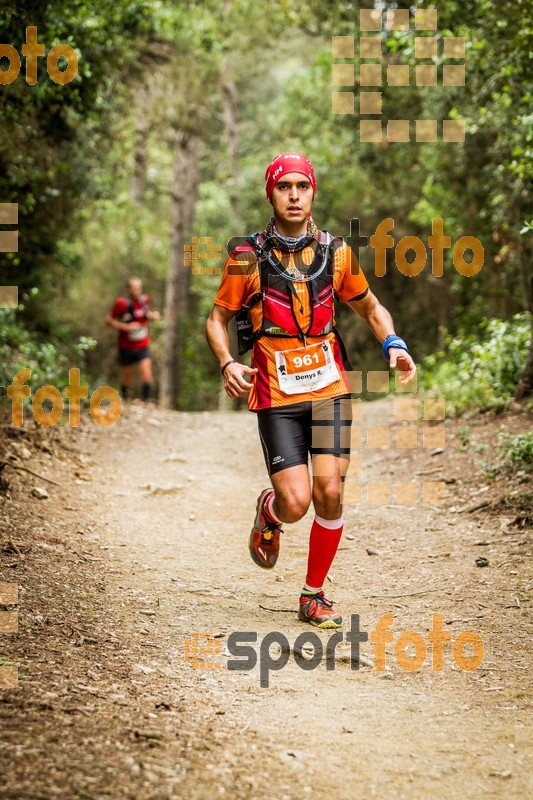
[
  {"x1": 275, "y1": 340, "x2": 340, "y2": 395},
  {"x1": 128, "y1": 325, "x2": 148, "y2": 342}
]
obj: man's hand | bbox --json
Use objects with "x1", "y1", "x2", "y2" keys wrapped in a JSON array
[
  {"x1": 223, "y1": 362, "x2": 258, "y2": 397},
  {"x1": 104, "y1": 313, "x2": 142, "y2": 332},
  {"x1": 148, "y1": 310, "x2": 160, "y2": 322},
  {"x1": 389, "y1": 347, "x2": 416, "y2": 384}
]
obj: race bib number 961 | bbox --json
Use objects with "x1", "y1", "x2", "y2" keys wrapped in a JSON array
[{"x1": 275, "y1": 340, "x2": 340, "y2": 395}]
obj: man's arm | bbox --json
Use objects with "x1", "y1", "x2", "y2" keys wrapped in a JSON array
[
  {"x1": 104, "y1": 309, "x2": 141, "y2": 332},
  {"x1": 105, "y1": 299, "x2": 141, "y2": 331},
  {"x1": 345, "y1": 290, "x2": 416, "y2": 384},
  {"x1": 205, "y1": 305, "x2": 258, "y2": 397},
  {"x1": 142, "y1": 294, "x2": 160, "y2": 322}
]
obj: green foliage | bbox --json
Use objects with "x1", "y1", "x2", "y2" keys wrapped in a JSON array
[
  {"x1": 0, "y1": 0, "x2": 160, "y2": 312},
  {"x1": 1, "y1": 1, "x2": 532, "y2": 409},
  {"x1": 499, "y1": 433, "x2": 533, "y2": 469},
  {"x1": 422, "y1": 313, "x2": 531, "y2": 414},
  {"x1": 479, "y1": 430, "x2": 533, "y2": 481},
  {"x1": 458, "y1": 426, "x2": 470, "y2": 448},
  {"x1": 0, "y1": 295, "x2": 97, "y2": 391}
]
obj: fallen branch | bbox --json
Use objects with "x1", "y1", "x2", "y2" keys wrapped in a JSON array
[
  {"x1": 470, "y1": 538, "x2": 517, "y2": 546},
  {"x1": 415, "y1": 467, "x2": 444, "y2": 476},
  {"x1": 366, "y1": 586, "x2": 449, "y2": 599},
  {"x1": 504, "y1": 597, "x2": 521, "y2": 609},
  {"x1": 134, "y1": 729, "x2": 165, "y2": 741},
  {"x1": 455, "y1": 499, "x2": 491, "y2": 514},
  {"x1": 259, "y1": 604, "x2": 295, "y2": 613},
  {"x1": 1, "y1": 460, "x2": 60, "y2": 486},
  {"x1": 496, "y1": 558, "x2": 516, "y2": 569},
  {"x1": 61, "y1": 706, "x2": 92, "y2": 716},
  {"x1": 7, "y1": 537, "x2": 22, "y2": 555},
  {"x1": 476, "y1": 667, "x2": 508, "y2": 672}
]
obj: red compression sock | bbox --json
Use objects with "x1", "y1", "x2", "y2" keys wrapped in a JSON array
[
  {"x1": 304, "y1": 515, "x2": 344, "y2": 590},
  {"x1": 264, "y1": 491, "x2": 280, "y2": 523}
]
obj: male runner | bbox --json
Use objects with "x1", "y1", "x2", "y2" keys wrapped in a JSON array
[
  {"x1": 206, "y1": 152, "x2": 416, "y2": 628},
  {"x1": 105, "y1": 276, "x2": 160, "y2": 401}
]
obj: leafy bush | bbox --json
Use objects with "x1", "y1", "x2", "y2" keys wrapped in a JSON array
[
  {"x1": 0, "y1": 292, "x2": 97, "y2": 402},
  {"x1": 422, "y1": 313, "x2": 531, "y2": 414},
  {"x1": 500, "y1": 432, "x2": 533, "y2": 469}
]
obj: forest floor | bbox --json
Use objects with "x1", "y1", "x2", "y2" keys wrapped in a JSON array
[{"x1": 0, "y1": 396, "x2": 531, "y2": 800}]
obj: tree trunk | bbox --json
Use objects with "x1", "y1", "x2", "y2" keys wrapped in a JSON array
[
  {"x1": 160, "y1": 130, "x2": 199, "y2": 409},
  {"x1": 218, "y1": 75, "x2": 245, "y2": 412},
  {"x1": 515, "y1": 273, "x2": 533, "y2": 400},
  {"x1": 222, "y1": 76, "x2": 240, "y2": 226},
  {"x1": 515, "y1": 326, "x2": 533, "y2": 399},
  {"x1": 131, "y1": 88, "x2": 151, "y2": 205}
]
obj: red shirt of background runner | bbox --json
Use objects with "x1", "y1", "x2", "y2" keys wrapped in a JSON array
[{"x1": 111, "y1": 295, "x2": 151, "y2": 350}]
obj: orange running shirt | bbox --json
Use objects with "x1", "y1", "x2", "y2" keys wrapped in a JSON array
[{"x1": 214, "y1": 237, "x2": 369, "y2": 411}]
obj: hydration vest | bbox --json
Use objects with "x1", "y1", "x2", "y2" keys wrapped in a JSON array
[
  {"x1": 235, "y1": 230, "x2": 352, "y2": 369},
  {"x1": 120, "y1": 294, "x2": 148, "y2": 323}
]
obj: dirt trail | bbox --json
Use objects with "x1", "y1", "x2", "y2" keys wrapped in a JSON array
[{"x1": 0, "y1": 399, "x2": 531, "y2": 799}]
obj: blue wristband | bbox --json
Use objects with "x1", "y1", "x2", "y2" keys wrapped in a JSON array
[{"x1": 382, "y1": 334, "x2": 409, "y2": 360}]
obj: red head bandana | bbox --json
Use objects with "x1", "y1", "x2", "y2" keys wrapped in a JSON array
[{"x1": 264, "y1": 152, "x2": 317, "y2": 202}]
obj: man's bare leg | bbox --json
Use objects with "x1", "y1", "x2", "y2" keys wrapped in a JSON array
[
  {"x1": 270, "y1": 464, "x2": 311, "y2": 523},
  {"x1": 311, "y1": 454, "x2": 350, "y2": 519},
  {"x1": 121, "y1": 365, "x2": 133, "y2": 399},
  {"x1": 138, "y1": 357, "x2": 153, "y2": 401},
  {"x1": 296, "y1": 454, "x2": 349, "y2": 626}
]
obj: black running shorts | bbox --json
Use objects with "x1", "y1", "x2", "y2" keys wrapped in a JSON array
[
  {"x1": 118, "y1": 346, "x2": 151, "y2": 366},
  {"x1": 257, "y1": 394, "x2": 352, "y2": 476}
]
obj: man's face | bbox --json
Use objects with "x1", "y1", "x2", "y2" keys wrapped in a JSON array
[
  {"x1": 270, "y1": 172, "x2": 314, "y2": 226},
  {"x1": 127, "y1": 280, "x2": 142, "y2": 299}
]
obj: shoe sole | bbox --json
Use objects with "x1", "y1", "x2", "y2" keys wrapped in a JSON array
[{"x1": 298, "y1": 613, "x2": 343, "y2": 629}]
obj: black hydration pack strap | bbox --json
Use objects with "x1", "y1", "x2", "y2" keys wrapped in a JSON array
[
  {"x1": 253, "y1": 230, "x2": 334, "y2": 347},
  {"x1": 236, "y1": 231, "x2": 353, "y2": 360},
  {"x1": 249, "y1": 230, "x2": 332, "y2": 284},
  {"x1": 123, "y1": 295, "x2": 148, "y2": 322},
  {"x1": 332, "y1": 323, "x2": 352, "y2": 371}
]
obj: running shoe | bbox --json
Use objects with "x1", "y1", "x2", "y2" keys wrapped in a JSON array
[
  {"x1": 298, "y1": 590, "x2": 342, "y2": 628},
  {"x1": 249, "y1": 488, "x2": 282, "y2": 569}
]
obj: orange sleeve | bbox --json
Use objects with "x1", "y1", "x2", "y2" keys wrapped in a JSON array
[
  {"x1": 214, "y1": 247, "x2": 257, "y2": 311},
  {"x1": 334, "y1": 243, "x2": 370, "y2": 302}
]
